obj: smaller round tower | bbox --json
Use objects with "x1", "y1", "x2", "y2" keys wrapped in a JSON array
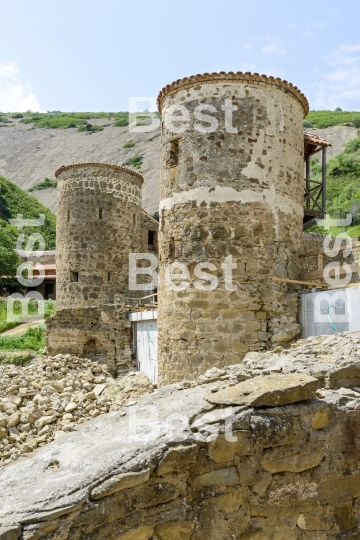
[{"x1": 55, "y1": 163, "x2": 143, "y2": 309}]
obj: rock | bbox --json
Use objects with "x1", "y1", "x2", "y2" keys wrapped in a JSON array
[
  {"x1": 155, "y1": 521, "x2": 194, "y2": 540},
  {"x1": 90, "y1": 469, "x2": 150, "y2": 500},
  {"x1": 205, "y1": 492, "x2": 244, "y2": 512},
  {"x1": 64, "y1": 402, "x2": 77, "y2": 413},
  {"x1": 0, "y1": 414, "x2": 7, "y2": 428},
  {"x1": 50, "y1": 380, "x2": 64, "y2": 393},
  {"x1": 8, "y1": 412, "x2": 21, "y2": 428},
  {"x1": 156, "y1": 445, "x2": 199, "y2": 476},
  {"x1": 297, "y1": 513, "x2": 333, "y2": 531},
  {"x1": 312, "y1": 412, "x2": 330, "y2": 430},
  {"x1": 208, "y1": 432, "x2": 251, "y2": 463},
  {"x1": 93, "y1": 384, "x2": 106, "y2": 397},
  {"x1": 318, "y1": 474, "x2": 360, "y2": 503},
  {"x1": 1, "y1": 402, "x2": 17, "y2": 415},
  {"x1": 0, "y1": 427, "x2": 7, "y2": 439},
  {"x1": 0, "y1": 526, "x2": 21, "y2": 540},
  {"x1": 207, "y1": 374, "x2": 319, "y2": 407},
  {"x1": 192, "y1": 467, "x2": 239, "y2": 488},
  {"x1": 261, "y1": 451, "x2": 324, "y2": 474},
  {"x1": 117, "y1": 525, "x2": 154, "y2": 540},
  {"x1": 35, "y1": 415, "x2": 57, "y2": 431}
]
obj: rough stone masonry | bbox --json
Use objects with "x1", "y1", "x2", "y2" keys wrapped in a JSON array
[
  {"x1": 157, "y1": 72, "x2": 309, "y2": 385},
  {"x1": 1, "y1": 331, "x2": 360, "y2": 539}
]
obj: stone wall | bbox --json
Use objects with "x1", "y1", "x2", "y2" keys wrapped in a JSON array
[
  {"x1": 157, "y1": 72, "x2": 307, "y2": 385},
  {"x1": 55, "y1": 163, "x2": 143, "y2": 310},
  {"x1": 46, "y1": 304, "x2": 132, "y2": 375},
  {"x1": 2, "y1": 331, "x2": 360, "y2": 539},
  {"x1": 141, "y1": 210, "x2": 159, "y2": 253}
]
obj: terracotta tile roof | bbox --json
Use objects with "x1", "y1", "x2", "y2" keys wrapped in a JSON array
[
  {"x1": 55, "y1": 162, "x2": 144, "y2": 183},
  {"x1": 157, "y1": 71, "x2": 309, "y2": 116},
  {"x1": 303, "y1": 132, "x2": 332, "y2": 148},
  {"x1": 304, "y1": 131, "x2": 331, "y2": 159}
]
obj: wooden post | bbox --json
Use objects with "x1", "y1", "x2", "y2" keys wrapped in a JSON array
[
  {"x1": 322, "y1": 147, "x2": 327, "y2": 213},
  {"x1": 306, "y1": 155, "x2": 311, "y2": 210}
]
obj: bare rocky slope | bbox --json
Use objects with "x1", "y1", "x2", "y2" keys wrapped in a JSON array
[{"x1": 0, "y1": 120, "x2": 357, "y2": 217}]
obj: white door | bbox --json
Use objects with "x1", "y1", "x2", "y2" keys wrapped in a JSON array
[{"x1": 136, "y1": 320, "x2": 158, "y2": 383}]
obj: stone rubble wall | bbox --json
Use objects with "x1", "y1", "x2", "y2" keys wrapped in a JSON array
[
  {"x1": 55, "y1": 165, "x2": 143, "y2": 311},
  {"x1": 46, "y1": 304, "x2": 132, "y2": 375},
  {"x1": 2, "y1": 331, "x2": 360, "y2": 539},
  {"x1": 158, "y1": 78, "x2": 305, "y2": 385}
]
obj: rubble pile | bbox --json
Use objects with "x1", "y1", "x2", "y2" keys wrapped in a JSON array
[{"x1": 0, "y1": 355, "x2": 153, "y2": 465}]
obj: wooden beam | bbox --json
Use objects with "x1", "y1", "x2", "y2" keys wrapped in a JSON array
[{"x1": 271, "y1": 277, "x2": 327, "y2": 288}]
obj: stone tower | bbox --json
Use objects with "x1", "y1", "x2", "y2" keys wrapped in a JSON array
[
  {"x1": 157, "y1": 72, "x2": 309, "y2": 385},
  {"x1": 55, "y1": 163, "x2": 143, "y2": 309}
]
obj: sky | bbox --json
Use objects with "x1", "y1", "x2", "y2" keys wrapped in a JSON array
[{"x1": 0, "y1": 0, "x2": 359, "y2": 113}]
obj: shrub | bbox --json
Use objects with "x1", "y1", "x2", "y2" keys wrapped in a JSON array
[
  {"x1": 114, "y1": 114, "x2": 129, "y2": 127},
  {"x1": 123, "y1": 141, "x2": 135, "y2": 148},
  {"x1": 11, "y1": 113, "x2": 23, "y2": 119},
  {"x1": 123, "y1": 155, "x2": 143, "y2": 169},
  {"x1": 0, "y1": 324, "x2": 45, "y2": 352},
  {"x1": 29, "y1": 178, "x2": 58, "y2": 191},
  {"x1": 303, "y1": 120, "x2": 313, "y2": 128},
  {"x1": 353, "y1": 116, "x2": 360, "y2": 128},
  {"x1": 77, "y1": 123, "x2": 104, "y2": 133}
]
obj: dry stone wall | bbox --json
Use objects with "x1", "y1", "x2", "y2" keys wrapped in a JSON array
[
  {"x1": 2, "y1": 331, "x2": 360, "y2": 539},
  {"x1": 157, "y1": 73, "x2": 307, "y2": 385}
]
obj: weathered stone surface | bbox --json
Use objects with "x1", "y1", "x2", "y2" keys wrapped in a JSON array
[
  {"x1": 192, "y1": 467, "x2": 239, "y2": 488},
  {"x1": 336, "y1": 529, "x2": 360, "y2": 540},
  {"x1": 117, "y1": 524, "x2": 153, "y2": 540},
  {"x1": 318, "y1": 474, "x2": 360, "y2": 503},
  {"x1": 90, "y1": 469, "x2": 150, "y2": 500},
  {"x1": 155, "y1": 521, "x2": 194, "y2": 540},
  {"x1": 208, "y1": 432, "x2": 250, "y2": 463},
  {"x1": 261, "y1": 451, "x2": 324, "y2": 474},
  {"x1": 207, "y1": 374, "x2": 319, "y2": 407},
  {"x1": 205, "y1": 491, "x2": 244, "y2": 512},
  {"x1": 156, "y1": 445, "x2": 199, "y2": 476},
  {"x1": 297, "y1": 513, "x2": 333, "y2": 531},
  {"x1": 0, "y1": 526, "x2": 21, "y2": 540},
  {"x1": 312, "y1": 412, "x2": 330, "y2": 430}
]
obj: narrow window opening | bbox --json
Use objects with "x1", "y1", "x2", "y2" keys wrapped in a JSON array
[
  {"x1": 166, "y1": 140, "x2": 179, "y2": 167},
  {"x1": 169, "y1": 236, "x2": 175, "y2": 259},
  {"x1": 133, "y1": 214, "x2": 136, "y2": 225},
  {"x1": 70, "y1": 271, "x2": 79, "y2": 283},
  {"x1": 148, "y1": 230, "x2": 155, "y2": 250},
  {"x1": 67, "y1": 211, "x2": 70, "y2": 222},
  {"x1": 107, "y1": 272, "x2": 111, "y2": 282},
  {"x1": 99, "y1": 208, "x2": 103, "y2": 219}
]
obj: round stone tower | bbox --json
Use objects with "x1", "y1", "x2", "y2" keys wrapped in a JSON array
[
  {"x1": 55, "y1": 163, "x2": 143, "y2": 309},
  {"x1": 157, "y1": 72, "x2": 309, "y2": 385}
]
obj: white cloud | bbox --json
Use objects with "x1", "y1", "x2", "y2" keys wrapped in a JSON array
[
  {"x1": 312, "y1": 43, "x2": 360, "y2": 109},
  {"x1": 0, "y1": 61, "x2": 43, "y2": 112},
  {"x1": 262, "y1": 44, "x2": 286, "y2": 56}
]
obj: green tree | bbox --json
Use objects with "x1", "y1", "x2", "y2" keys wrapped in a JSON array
[{"x1": 0, "y1": 223, "x2": 20, "y2": 286}]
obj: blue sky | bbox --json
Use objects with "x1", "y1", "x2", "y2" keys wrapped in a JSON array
[{"x1": 0, "y1": 0, "x2": 359, "y2": 112}]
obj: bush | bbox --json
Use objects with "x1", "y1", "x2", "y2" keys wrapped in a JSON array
[
  {"x1": 11, "y1": 113, "x2": 23, "y2": 119},
  {"x1": 77, "y1": 123, "x2": 104, "y2": 133},
  {"x1": 353, "y1": 116, "x2": 360, "y2": 128},
  {"x1": 123, "y1": 141, "x2": 135, "y2": 148},
  {"x1": 0, "y1": 224, "x2": 21, "y2": 287},
  {"x1": 114, "y1": 114, "x2": 129, "y2": 127},
  {"x1": 29, "y1": 178, "x2": 58, "y2": 191},
  {"x1": 303, "y1": 120, "x2": 313, "y2": 128},
  {"x1": 0, "y1": 324, "x2": 45, "y2": 351},
  {"x1": 123, "y1": 155, "x2": 143, "y2": 169}
]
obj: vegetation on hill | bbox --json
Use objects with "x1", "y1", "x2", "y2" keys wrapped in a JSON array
[
  {"x1": 0, "y1": 324, "x2": 45, "y2": 352},
  {"x1": 0, "y1": 298, "x2": 56, "y2": 334},
  {"x1": 0, "y1": 176, "x2": 56, "y2": 284},
  {"x1": 29, "y1": 178, "x2": 57, "y2": 191},
  {"x1": 15, "y1": 111, "x2": 129, "y2": 129},
  {"x1": 305, "y1": 110, "x2": 360, "y2": 129},
  {"x1": 309, "y1": 134, "x2": 360, "y2": 237},
  {"x1": 123, "y1": 154, "x2": 143, "y2": 170},
  {"x1": 77, "y1": 123, "x2": 103, "y2": 133}
]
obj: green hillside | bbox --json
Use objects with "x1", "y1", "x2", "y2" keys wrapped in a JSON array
[
  {"x1": 310, "y1": 135, "x2": 360, "y2": 237},
  {"x1": 305, "y1": 110, "x2": 360, "y2": 129},
  {"x1": 0, "y1": 175, "x2": 56, "y2": 285}
]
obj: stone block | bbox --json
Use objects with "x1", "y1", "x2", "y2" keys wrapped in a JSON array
[
  {"x1": 204, "y1": 491, "x2": 244, "y2": 512},
  {"x1": 116, "y1": 524, "x2": 154, "y2": 540},
  {"x1": 297, "y1": 513, "x2": 333, "y2": 531},
  {"x1": 0, "y1": 527, "x2": 21, "y2": 540},
  {"x1": 334, "y1": 503, "x2": 357, "y2": 532},
  {"x1": 192, "y1": 467, "x2": 239, "y2": 488},
  {"x1": 208, "y1": 432, "x2": 251, "y2": 463},
  {"x1": 311, "y1": 412, "x2": 330, "y2": 430},
  {"x1": 318, "y1": 474, "x2": 360, "y2": 503},
  {"x1": 90, "y1": 469, "x2": 150, "y2": 500},
  {"x1": 261, "y1": 451, "x2": 324, "y2": 474},
  {"x1": 155, "y1": 521, "x2": 194, "y2": 540},
  {"x1": 207, "y1": 373, "x2": 319, "y2": 407},
  {"x1": 156, "y1": 445, "x2": 199, "y2": 476}
]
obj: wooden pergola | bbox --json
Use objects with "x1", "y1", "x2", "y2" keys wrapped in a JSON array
[{"x1": 303, "y1": 132, "x2": 332, "y2": 231}]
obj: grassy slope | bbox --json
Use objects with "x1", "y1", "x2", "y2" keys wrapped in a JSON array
[{"x1": 305, "y1": 110, "x2": 360, "y2": 129}]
